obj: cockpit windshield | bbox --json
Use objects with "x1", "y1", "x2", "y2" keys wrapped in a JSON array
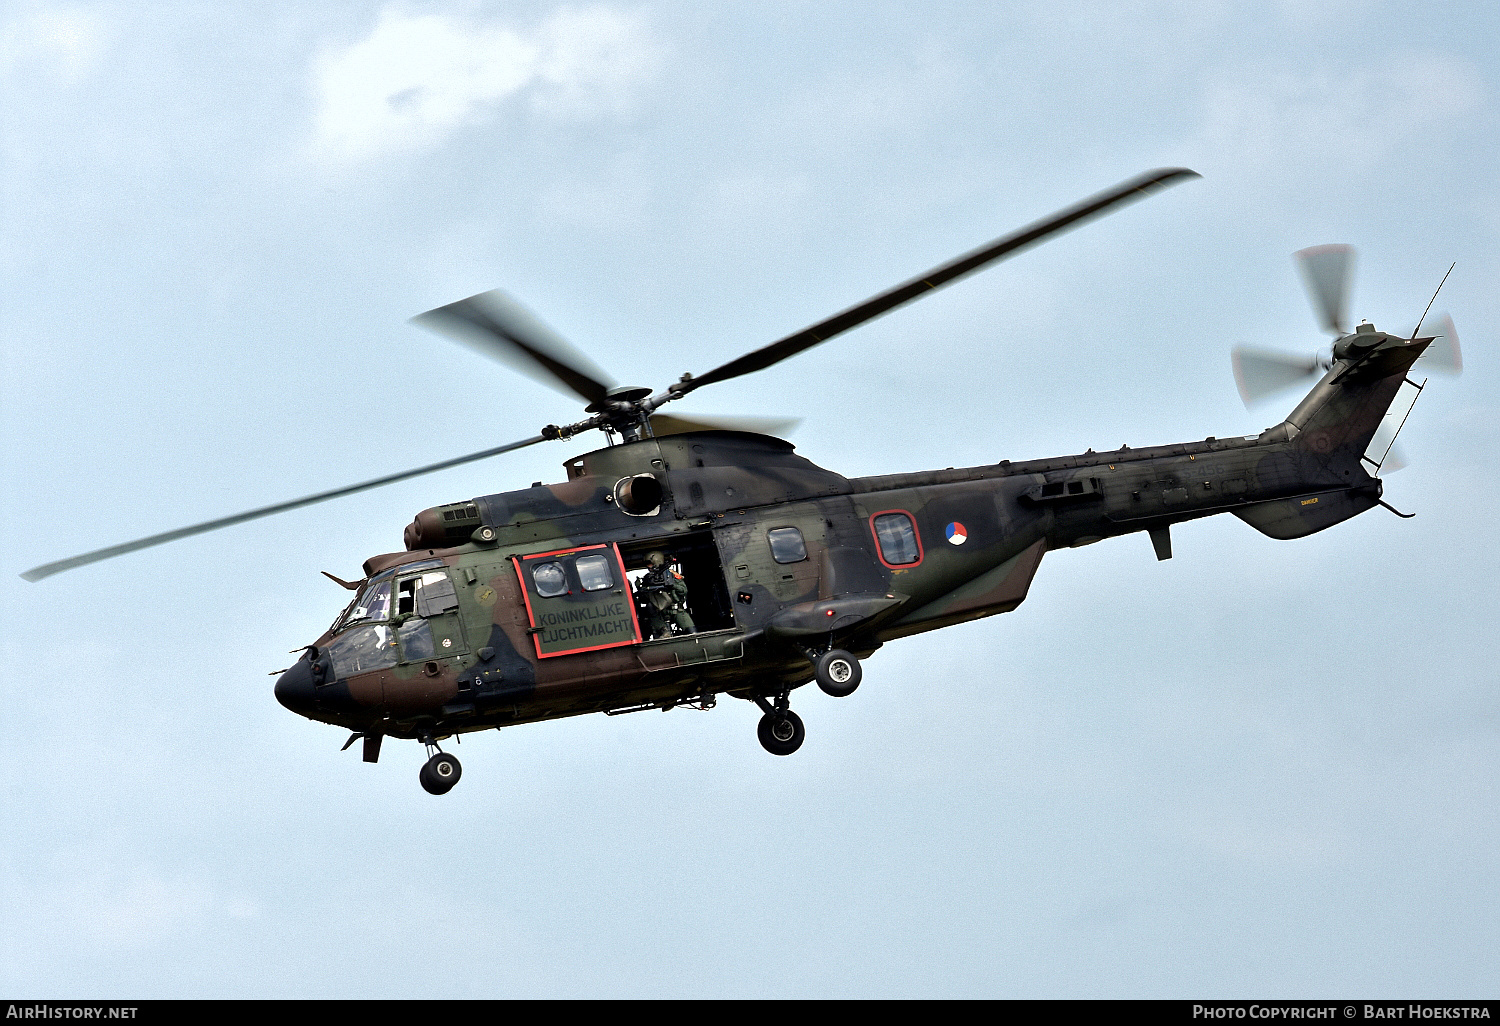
[
  {"x1": 331, "y1": 559, "x2": 446, "y2": 635},
  {"x1": 341, "y1": 579, "x2": 392, "y2": 630},
  {"x1": 325, "y1": 561, "x2": 452, "y2": 680}
]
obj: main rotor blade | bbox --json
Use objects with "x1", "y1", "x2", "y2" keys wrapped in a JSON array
[
  {"x1": 675, "y1": 167, "x2": 1200, "y2": 395},
  {"x1": 21, "y1": 434, "x2": 547, "y2": 582},
  {"x1": 1231, "y1": 346, "x2": 1323, "y2": 406},
  {"x1": 650, "y1": 413, "x2": 801, "y2": 438},
  {"x1": 412, "y1": 290, "x2": 615, "y2": 407},
  {"x1": 1294, "y1": 244, "x2": 1355, "y2": 335}
]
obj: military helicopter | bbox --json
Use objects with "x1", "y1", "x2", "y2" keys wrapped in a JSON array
[{"x1": 22, "y1": 168, "x2": 1462, "y2": 795}]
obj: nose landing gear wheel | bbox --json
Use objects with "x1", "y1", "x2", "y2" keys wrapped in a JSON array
[
  {"x1": 757, "y1": 710, "x2": 805, "y2": 756},
  {"x1": 419, "y1": 752, "x2": 462, "y2": 795},
  {"x1": 814, "y1": 649, "x2": 861, "y2": 697}
]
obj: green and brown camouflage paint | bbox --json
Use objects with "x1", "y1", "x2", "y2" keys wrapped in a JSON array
[{"x1": 277, "y1": 329, "x2": 1428, "y2": 745}]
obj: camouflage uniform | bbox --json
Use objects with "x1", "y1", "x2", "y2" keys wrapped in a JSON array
[{"x1": 638, "y1": 552, "x2": 695, "y2": 639}]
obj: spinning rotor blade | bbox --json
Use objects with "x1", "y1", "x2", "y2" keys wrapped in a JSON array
[
  {"x1": 649, "y1": 413, "x2": 801, "y2": 438},
  {"x1": 1295, "y1": 244, "x2": 1355, "y2": 335},
  {"x1": 1231, "y1": 345, "x2": 1324, "y2": 407},
  {"x1": 675, "y1": 167, "x2": 1200, "y2": 395},
  {"x1": 27, "y1": 171, "x2": 1201, "y2": 582},
  {"x1": 20, "y1": 434, "x2": 547, "y2": 582},
  {"x1": 1410, "y1": 312, "x2": 1463, "y2": 375},
  {"x1": 413, "y1": 290, "x2": 615, "y2": 407}
]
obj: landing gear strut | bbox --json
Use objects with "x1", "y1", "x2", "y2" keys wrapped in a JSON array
[
  {"x1": 418, "y1": 736, "x2": 462, "y2": 795},
  {"x1": 753, "y1": 692, "x2": 805, "y2": 756}
]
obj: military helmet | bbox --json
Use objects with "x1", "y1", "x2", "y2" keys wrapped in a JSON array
[{"x1": 647, "y1": 551, "x2": 666, "y2": 568}]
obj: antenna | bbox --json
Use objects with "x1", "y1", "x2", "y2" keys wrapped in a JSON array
[{"x1": 1411, "y1": 262, "x2": 1455, "y2": 340}]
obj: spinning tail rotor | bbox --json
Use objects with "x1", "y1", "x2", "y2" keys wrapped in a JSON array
[
  {"x1": 1229, "y1": 246, "x2": 1463, "y2": 474},
  {"x1": 1295, "y1": 243, "x2": 1356, "y2": 336},
  {"x1": 1231, "y1": 245, "x2": 1462, "y2": 406}
]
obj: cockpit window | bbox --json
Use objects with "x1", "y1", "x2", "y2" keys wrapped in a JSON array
[
  {"x1": 532, "y1": 561, "x2": 567, "y2": 598},
  {"x1": 397, "y1": 571, "x2": 459, "y2": 617},
  {"x1": 397, "y1": 618, "x2": 435, "y2": 662},
  {"x1": 333, "y1": 559, "x2": 449, "y2": 634},
  {"x1": 340, "y1": 580, "x2": 392, "y2": 631},
  {"x1": 328, "y1": 624, "x2": 397, "y2": 677}
]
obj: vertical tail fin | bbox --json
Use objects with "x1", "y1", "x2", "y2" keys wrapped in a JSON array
[
  {"x1": 1283, "y1": 328, "x2": 1430, "y2": 464},
  {"x1": 1233, "y1": 328, "x2": 1429, "y2": 540}
]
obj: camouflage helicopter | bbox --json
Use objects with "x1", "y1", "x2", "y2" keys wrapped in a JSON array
[{"x1": 22, "y1": 168, "x2": 1462, "y2": 795}]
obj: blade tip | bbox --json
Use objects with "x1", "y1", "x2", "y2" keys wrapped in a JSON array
[
  {"x1": 1141, "y1": 167, "x2": 1201, "y2": 187},
  {"x1": 1294, "y1": 243, "x2": 1355, "y2": 259}
]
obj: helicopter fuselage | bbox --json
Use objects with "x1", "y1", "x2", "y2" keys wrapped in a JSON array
[
  {"x1": 273, "y1": 342, "x2": 1405, "y2": 747},
  {"x1": 21, "y1": 163, "x2": 1446, "y2": 793}
]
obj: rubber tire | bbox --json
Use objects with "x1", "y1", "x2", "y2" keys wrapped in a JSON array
[
  {"x1": 815, "y1": 649, "x2": 861, "y2": 698},
  {"x1": 420, "y1": 752, "x2": 462, "y2": 795},
  {"x1": 757, "y1": 710, "x2": 805, "y2": 756}
]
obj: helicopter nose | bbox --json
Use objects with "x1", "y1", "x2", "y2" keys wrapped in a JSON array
[{"x1": 274, "y1": 659, "x2": 317, "y2": 715}]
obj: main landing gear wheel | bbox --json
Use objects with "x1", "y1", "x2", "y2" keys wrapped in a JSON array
[
  {"x1": 757, "y1": 709, "x2": 805, "y2": 756},
  {"x1": 814, "y1": 649, "x2": 861, "y2": 697},
  {"x1": 419, "y1": 752, "x2": 462, "y2": 795}
]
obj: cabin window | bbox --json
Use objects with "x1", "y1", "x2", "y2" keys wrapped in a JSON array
[
  {"x1": 532, "y1": 561, "x2": 568, "y2": 598},
  {"x1": 575, "y1": 554, "x2": 614, "y2": 592},
  {"x1": 767, "y1": 527, "x2": 807, "y2": 564},
  {"x1": 872, "y1": 512, "x2": 921, "y2": 566}
]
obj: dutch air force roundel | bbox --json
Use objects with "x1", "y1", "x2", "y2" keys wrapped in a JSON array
[{"x1": 946, "y1": 522, "x2": 968, "y2": 545}]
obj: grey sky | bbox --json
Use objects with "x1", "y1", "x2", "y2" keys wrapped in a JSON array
[{"x1": 2, "y1": 1, "x2": 1496, "y2": 997}]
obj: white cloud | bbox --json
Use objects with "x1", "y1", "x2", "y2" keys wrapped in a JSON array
[
  {"x1": 1, "y1": 859, "x2": 215, "y2": 953},
  {"x1": 308, "y1": 5, "x2": 658, "y2": 162},
  {"x1": 1196, "y1": 54, "x2": 1484, "y2": 175},
  {"x1": 1193, "y1": 815, "x2": 1351, "y2": 868},
  {"x1": 0, "y1": 7, "x2": 107, "y2": 84}
]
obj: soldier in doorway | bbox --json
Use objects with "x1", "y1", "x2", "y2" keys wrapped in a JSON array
[{"x1": 637, "y1": 551, "x2": 695, "y2": 639}]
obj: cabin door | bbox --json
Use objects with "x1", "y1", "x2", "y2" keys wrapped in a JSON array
[{"x1": 512, "y1": 543, "x2": 643, "y2": 658}]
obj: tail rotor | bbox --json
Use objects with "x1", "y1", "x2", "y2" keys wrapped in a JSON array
[
  {"x1": 1228, "y1": 244, "x2": 1357, "y2": 408},
  {"x1": 1228, "y1": 246, "x2": 1463, "y2": 476},
  {"x1": 1410, "y1": 311, "x2": 1463, "y2": 376},
  {"x1": 1294, "y1": 243, "x2": 1355, "y2": 335},
  {"x1": 1230, "y1": 346, "x2": 1329, "y2": 406}
]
